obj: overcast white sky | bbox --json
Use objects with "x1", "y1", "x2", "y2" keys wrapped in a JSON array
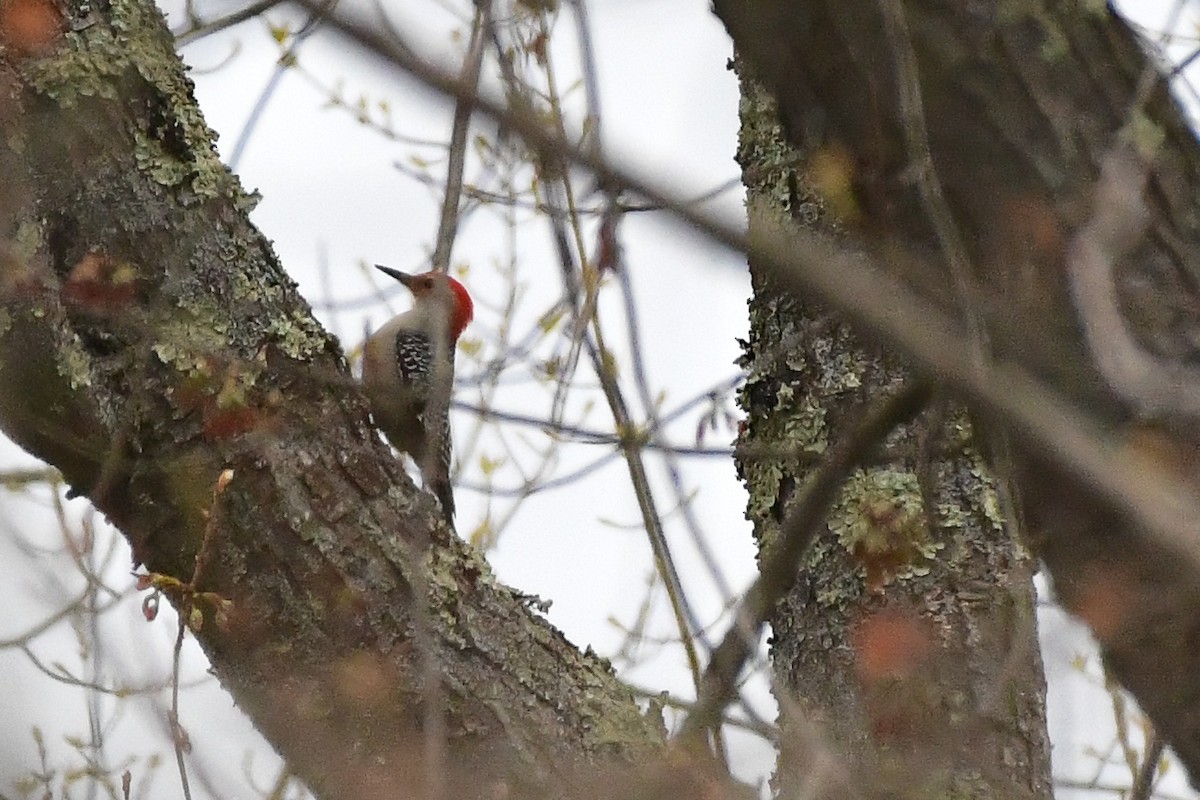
[{"x1": 1, "y1": 1, "x2": 1198, "y2": 798}]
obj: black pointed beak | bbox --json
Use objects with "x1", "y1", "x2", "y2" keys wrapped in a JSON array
[{"x1": 375, "y1": 264, "x2": 414, "y2": 288}]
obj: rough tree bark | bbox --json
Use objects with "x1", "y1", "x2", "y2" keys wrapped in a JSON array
[
  {"x1": 0, "y1": 1, "x2": 665, "y2": 798},
  {"x1": 734, "y1": 66, "x2": 1051, "y2": 800},
  {"x1": 717, "y1": 0, "x2": 1200, "y2": 786}
]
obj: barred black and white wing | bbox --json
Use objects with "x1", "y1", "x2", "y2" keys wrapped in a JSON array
[
  {"x1": 394, "y1": 330, "x2": 435, "y2": 393},
  {"x1": 395, "y1": 329, "x2": 456, "y2": 522}
]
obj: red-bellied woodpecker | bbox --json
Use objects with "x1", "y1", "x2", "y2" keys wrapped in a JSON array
[{"x1": 361, "y1": 266, "x2": 474, "y2": 523}]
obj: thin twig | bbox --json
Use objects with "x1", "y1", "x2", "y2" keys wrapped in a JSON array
[
  {"x1": 570, "y1": 0, "x2": 602, "y2": 154},
  {"x1": 1130, "y1": 730, "x2": 1165, "y2": 800},
  {"x1": 264, "y1": 766, "x2": 293, "y2": 800},
  {"x1": 452, "y1": 397, "x2": 741, "y2": 454},
  {"x1": 169, "y1": 614, "x2": 192, "y2": 800},
  {"x1": 430, "y1": 1, "x2": 491, "y2": 273},
  {"x1": 1106, "y1": 670, "x2": 1140, "y2": 780},
  {"x1": 617, "y1": 250, "x2": 737, "y2": 610},
  {"x1": 228, "y1": 0, "x2": 337, "y2": 171},
  {"x1": 82, "y1": 516, "x2": 108, "y2": 800},
  {"x1": 0, "y1": 589, "x2": 94, "y2": 648},
  {"x1": 0, "y1": 466, "x2": 61, "y2": 487},
  {"x1": 1053, "y1": 777, "x2": 1190, "y2": 800},
  {"x1": 168, "y1": 469, "x2": 234, "y2": 800},
  {"x1": 17, "y1": 643, "x2": 181, "y2": 696},
  {"x1": 173, "y1": 0, "x2": 289, "y2": 46},
  {"x1": 624, "y1": 683, "x2": 778, "y2": 741}
]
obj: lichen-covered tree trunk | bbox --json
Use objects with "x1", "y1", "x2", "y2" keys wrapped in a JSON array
[
  {"x1": 734, "y1": 72, "x2": 1052, "y2": 798},
  {"x1": 718, "y1": 0, "x2": 1200, "y2": 786},
  {"x1": 0, "y1": 2, "x2": 663, "y2": 798}
]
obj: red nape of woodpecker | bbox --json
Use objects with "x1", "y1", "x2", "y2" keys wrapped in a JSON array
[{"x1": 361, "y1": 266, "x2": 474, "y2": 525}]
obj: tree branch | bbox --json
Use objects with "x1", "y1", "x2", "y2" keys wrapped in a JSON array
[{"x1": 0, "y1": 2, "x2": 663, "y2": 797}]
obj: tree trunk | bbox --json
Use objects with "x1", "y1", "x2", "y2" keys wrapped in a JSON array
[
  {"x1": 717, "y1": 0, "x2": 1200, "y2": 786},
  {"x1": 734, "y1": 69, "x2": 1052, "y2": 798},
  {"x1": 0, "y1": 2, "x2": 662, "y2": 798}
]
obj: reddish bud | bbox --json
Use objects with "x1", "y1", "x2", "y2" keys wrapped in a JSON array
[
  {"x1": 142, "y1": 592, "x2": 159, "y2": 622},
  {"x1": 63, "y1": 252, "x2": 138, "y2": 311}
]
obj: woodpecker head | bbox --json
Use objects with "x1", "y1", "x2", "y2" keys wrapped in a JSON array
[{"x1": 376, "y1": 265, "x2": 474, "y2": 340}]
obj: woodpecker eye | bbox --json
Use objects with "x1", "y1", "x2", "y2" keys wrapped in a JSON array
[{"x1": 423, "y1": 278, "x2": 434, "y2": 290}]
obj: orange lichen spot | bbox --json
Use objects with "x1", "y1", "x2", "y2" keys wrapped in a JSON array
[
  {"x1": 850, "y1": 498, "x2": 927, "y2": 593},
  {"x1": 202, "y1": 405, "x2": 263, "y2": 440},
  {"x1": 853, "y1": 607, "x2": 933, "y2": 685},
  {"x1": 174, "y1": 362, "x2": 276, "y2": 441},
  {"x1": 63, "y1": 252, "x2": 138, "y2": 311},
  {"x1": 0, "y1": 0, "x2": 63, "y2": 56},
  {"x1": 852, "y1": 543, "x2": 908, "y2": 594},
  {"x1": 807, "y1": 143, "x2": 860, "y2": 223}
]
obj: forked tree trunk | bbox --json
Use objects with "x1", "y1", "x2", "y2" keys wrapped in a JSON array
[{"x1": 719, "y1": 0, "x2": 1200, "y2": 786}]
